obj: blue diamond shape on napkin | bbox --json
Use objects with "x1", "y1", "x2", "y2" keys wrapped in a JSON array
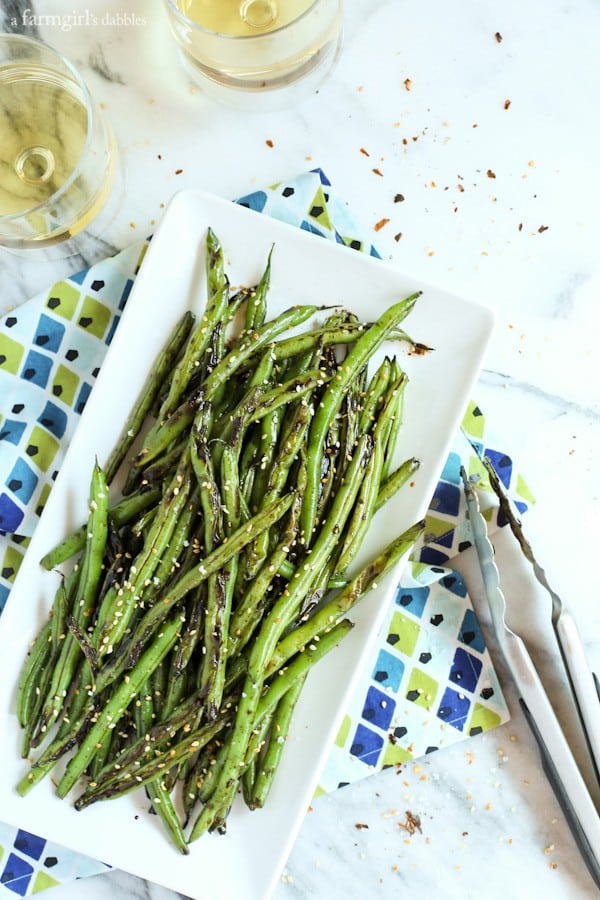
[
  {"x1": 0, "y1": 853, "x2": 34, "y2": 895},
  {"x1": 350, "y1": 724, "x2": 385, "y2": 766}
]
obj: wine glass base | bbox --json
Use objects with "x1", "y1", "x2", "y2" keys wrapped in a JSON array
[
  {"x1": 178, "y1": 28, "x2": 343, "y2": 112},
  {"x1": 0, "y1": 151, "x2": 127, "y2": 262}
]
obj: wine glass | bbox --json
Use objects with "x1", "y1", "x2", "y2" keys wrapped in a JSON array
[
  {"x1": 161, "y1": 0, "x2": 343, "y2": 109},
  {"x1": 0, "y1": 34, "x2": 119, "y2": 253}
]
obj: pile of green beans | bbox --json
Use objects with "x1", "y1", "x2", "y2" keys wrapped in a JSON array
[{"x1": 15, "y1": 227, "x2": 426, "y2": 853}]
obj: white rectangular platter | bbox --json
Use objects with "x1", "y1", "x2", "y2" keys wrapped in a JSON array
[{"x1": 0, "y1": 189, "x2": 494, "y2": 900}]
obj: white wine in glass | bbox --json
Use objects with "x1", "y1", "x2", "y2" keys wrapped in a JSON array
[
  {"x1": 163, "y1": 0, "x2": 343, "y2": 105},
  {"x1": 0, "y1": 35, "x2": 117, "y2": 250}
]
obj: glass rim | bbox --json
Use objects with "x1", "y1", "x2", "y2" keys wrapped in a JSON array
[
  {"x1": 163, "y1": 0, "x2": 322, "y2": 40},
  {"x1": 0, "y1": 33, "x2": 98, "y2": 225}
]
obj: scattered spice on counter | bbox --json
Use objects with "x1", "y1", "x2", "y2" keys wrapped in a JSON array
[
  {"x1": 398, "y1": 810, "x2": 422, "y2": 835},
  {"x1": 487, "y1": 169, "x2": 496, "y2": 178},
  {"x1": 394, "y1": 232, "x2": 403, "y2": 242},
  {"x1": 372, "y1": 168, "x2": 384, "y2": 176},
  {"x1": 374, "y1": 217, "x2": 390, "y2": 231},
  {"x1": 538, "y1": 225, "x2": 549, "y2": 233},
  {"x1": 394, "y1": 193, "x2": 405, "y2": 202},
  {"x1": 360, "y1": 147, "x2": 370, "y2": 156},
  {"x1": 550, "y1": 862, "x2": 559, "y2": 871},
  {"x1": 403, "y1": 78, "x2": 412, "y2": 91},
  {"x1": 495, "y1": 31, "x2": 503, "y2": 43},
  {"x1": 175, "y1": 169, "x2": 183, "y2": 175},
  {"x1": 265, "y1": 139, "x2": 274, "y2": 148},
  {"x1": 504, "y1": 99, "x2": 512, "y2": 110},
  {"x1": 355, "y1": 823, "x2": 369, "y2": 830},
  {"x1": 157, "y1": 153, "x2": 162, "y2": 160},
  {"x1": 518, "y1": 223, "x2": 523, "y2": 231},
  {"x1": 457, "y1": 184, "x2": 465, "y2": 192}
]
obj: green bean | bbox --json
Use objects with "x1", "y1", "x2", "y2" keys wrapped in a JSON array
[
  {"x1": 241, "y1": 708, "x2": 274, "y2": 808},
  {"x1": 104, "y1": 311, "x2": 195, "y2": 484},
  {"x1": 189, "y1": 618, "x2": 353, "y2": 840},
  {"x1": 241, "y1": 389, "x2": 313, "y2": 580},
  {"x1": 247, "y1": 674, "x2": 307, "y2": 809},
  {"x1": 147, "y1": 777, "x2": 189, "y2": 854},
  {"x1": 300, "y1": 293, "x2": 420, "y2": 544},
  {"x1": 333, "y1": 373, "x2": 408, "y2": 577},
  {"x1": 94, "y1": 492, "x2": 295, "y2": 693},
  {"x1": 35, "y1": 463, "x2": 108, "y2": 739},
  {"x1": 133, "y1": 390, "x2": 203, "y2": 470},
  {"x1": 40, "y1": 489, "x2": 160, "y2": 571},
  {"x1": 357, "y1": 356, "x2": 392, "y2": 436},
  {"x1": 202, "y1": 305, "x2": 320, "y2": 402},
  {"x1": 228, "y1": 491, "x2": 303, "y2": 657},
  {"x1": 380, "y1": 360, "x2": 408, "y2": 482},
  {"x1": 55, "y1": 613, "x2": 183, "y2": 799},
  {"x1": 188, "y1": 434, "x2": 372, "y2": 838},
  {"x1": 244, "y1": 245, "x2": 272, "y2": 331},
  {"x1": 131, "y1": 680, "x2": 189, "y2": 854},
  {"x1": 159, "y1": 228, "x2": 229, "y2": 418},
  {"x1": 75, "y1": 704, "x2": 235, "y2": 807},
  {"x1": 267, "y1": 521, "x2": 425, "y2": 676},
  {"x1": 94, "y1": 448, "x2": 193, "y2": 655},
  {"x1": 191, "y1": 429, "x2": 228, "y2": 717},
  {"x1": 16, "y1": 704, "x2": 96, "y2": 795},
  {"x1": 375, "y1": 457, "x2": 421, "y2": 512},
  {"x1": 16, "y1": 618, "x2": 52, "y2": 732}
]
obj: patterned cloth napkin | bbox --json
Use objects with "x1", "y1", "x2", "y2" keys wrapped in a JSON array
[{"x1": 0, "y1": 169, "x2": 532, "y2": 896}]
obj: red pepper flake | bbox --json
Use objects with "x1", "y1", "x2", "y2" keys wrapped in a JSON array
[
  {"x1": 404, "y1": 78, "x2": 412, "y2": 91},
  {"x1": 355, "y1": 823, "x2": 369, "y2": 830},
  {"x1": 372, "y1": 168, "x2": 384, "y2": 177},
  {"x1": 175, "y1": 168, "x2": 183, "y2": 175},
  {"x1": 394, "y1": 193, "x2": 405, "y2": 203},
  {"x1": 538, "y1": 225, "x2": 549, "y2": 233},
  {"x1": 360, "y1": 147, "x2": 370, "y2": 156},
  {"x1": 495, "y1": 31, "x2": 503, "y2": 43},
  {"x1": 374, "y1": 217, "x2": 390, "y2": 232},
  {"x1": 398, "y1": 811, "x2": 422, "y2": 835},
  {"x1": 394, "y1": 232, "x2": 403, "y2": 242},
  {"x1": 487, "y1": 169, "x2": 496, "y2": 179},
  {"x1": 265, "y1": 139, "x2": 274, "y2": 148},
  {"x1": 504, "y1": 99, "x2": 511, "y2": 110}
]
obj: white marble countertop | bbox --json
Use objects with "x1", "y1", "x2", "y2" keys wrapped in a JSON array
[{"x1": 1, "y1": 1, "x2": 599, "y2": 898}]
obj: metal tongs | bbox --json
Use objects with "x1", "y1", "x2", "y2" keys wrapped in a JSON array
[{"x1": 461, "y1": 461, "x2": 600, "y2": 888}]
